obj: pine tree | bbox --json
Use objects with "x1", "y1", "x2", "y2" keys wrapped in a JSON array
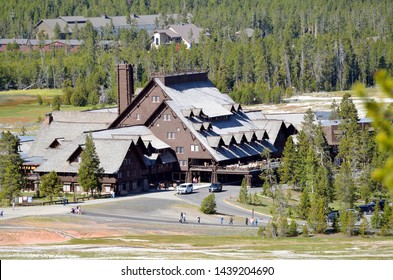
[
  {"x1": 78, "y1": 133, "x2": 104, "y2": 196},
  {"x1": 371, "y1": 202, "x2": 381, "y2": 229},
  {"x1": 278, "y1": 136, "x2": 296, "y2": 185},
  {"x1": 329, "y1": 99, "x2": 340, "y2": 120},
  {"x1": 40, "y1": 171, "x2": 63, "y2": 202},
  {"x1": 337, "y1": 93, "x2": 360, "y2": 166},
  {"x1": 276, "y1": 215, "x2": 289, "y2": 237},
  {"x1": 307, "y1": 196, "x2": 327, "y2": 234},
  {"x1": 238, "y1": 178, "x2": 249, "y2": 204},
  {"x1": 288, "y1": 219, "x2": 298, "y2": 237},
  {"x1": 359, "y1": 216, "x2": 370, "y2": 237},
  {"x1": 339, "y1": 210, "x2": 356, "y2": 236},
  {"x1": 294, "y1": 130, "x2": 310, "y2": 190},
  {"x1": 302, "y1": 224, "x2": 309, "y2": 237},
  {"x1": 0, "y1": 132, "x2": 25, "y2": 204},
  {"x1": 297, "y1": 190, "x2": 311, "y2": 220},
  {"x1": 334, "y1": 160, "x2": 356, "y2": 209}
]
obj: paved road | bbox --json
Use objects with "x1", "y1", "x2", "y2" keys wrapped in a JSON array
[{"x1": 0, "y1": 183, "x2": 270, "y2": 227}]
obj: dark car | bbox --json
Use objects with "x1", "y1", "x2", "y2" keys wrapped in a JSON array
[
  {"x1": 357, "y1": 203, "x2": 375, "y2": 214},
  {"x1": 209, "y1": 182, "x2": 223, "y2": 192},
  {"x1": 327, "y1": 210, "x2": 340, "y2": 222}
]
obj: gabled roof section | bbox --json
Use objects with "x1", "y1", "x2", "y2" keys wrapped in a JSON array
[
  {"x1": 169, "y1": 23, "x2": 204, "y2": 45},
  {"x1": 109, "y1": 79, "x2": 156, "y2": 128},
  {"x1": 155, "y1": 76, "x2": 234, "y2": 119},
  {"x1": 28, "y1": 111, "x2": 116, "y2": 159},
  {"x1": 92, "y1": 125, "x2": 170, "y2": 150}
]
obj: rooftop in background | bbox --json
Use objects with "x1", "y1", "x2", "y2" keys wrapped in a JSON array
[{"x1": 35, "y1": 13, "x2": 191, "y2": 39}]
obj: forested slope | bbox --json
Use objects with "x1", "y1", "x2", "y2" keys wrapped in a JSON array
[{"x1": 1, "y1": 0, "x2": 392, "y2": 105}]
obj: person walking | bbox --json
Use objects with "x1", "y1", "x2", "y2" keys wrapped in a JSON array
[
  {"x1": 183, "y1": 212, "x2": 187, "y2": 223},
  {"x1": 220, "y1": 217, "x2": 224, "y2": 224},
  {"x1": 229, "y1": 217, "x2": 233, "y2": 225},
  {"x1": 0, "y1": 210, "x2": 3, "y2": 218},
  {"x1": 245, "y1": 217, "x2": 248, "y2": 226},
  {"x1": 197, "y1": 216, "x2": 200, "y2": 224},
  {"x1": 179, "y1": 212, "x2": 183, "y2": 223}
]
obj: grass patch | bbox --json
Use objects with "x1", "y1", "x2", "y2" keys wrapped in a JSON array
[
  {"x1": 0, "y1": 88, "x2": 62, "y2": 96},
  {"x1": 0, "y1": 91, "x2": 105, "y2": 132}
]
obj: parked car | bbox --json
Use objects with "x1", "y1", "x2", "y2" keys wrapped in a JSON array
[
  {"x1": 327, "y1": 210, "x2": 340, "y2": 222},
  {"x1": 357, "y1": 204, "x2": 374, "y2": 214},
  {"x1": 177, "y1": 183, "x2": 193, "y2": 194},
  {"x1": 209, "y1": 182, "x2": 223, "y2": 192}
]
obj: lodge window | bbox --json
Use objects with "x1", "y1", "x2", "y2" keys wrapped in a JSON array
[
  {"x1": 191, "y1": 144, "x2": 199, "y2": 152},
  {"x1": 163, "y1": 114, "x2": 171, "y2": 121},
  {"x1": 176, "y1": 146, "x2": 184, "y2": 154},
  {"x1": 136, "y1": 113, "x2": 141, "y2": 120},
  {"x1": 167, "y1": 132, "x2": 175, "y2": 139},
  {"x1": 179, "y1": 160, "x2": 187, "y2": 166},
  {"x1": 152, "y1": 96, "x2": 160, "y2": 103}
]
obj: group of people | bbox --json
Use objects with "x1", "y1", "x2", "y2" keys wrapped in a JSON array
[
  {"x1": 245, "y1": 217, "x2": 258, "y2": 226},
  {"x1": 178, "y1": 213, "x2": 261, "y2": 226},
  {"x1": 70, "y1": 205, "x2": 82, "y2": 214},
  {"x1": 192, "y1": 177, "x2": 200, "y2": 184},
  {"x1": 179, "y1": 212, "x2": 201, "y2": 224}
]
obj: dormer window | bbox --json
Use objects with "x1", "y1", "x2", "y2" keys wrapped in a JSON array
[
  {"x1": 152, "y1": 96, "x2": 160, "y2": 103},
  {"x1": 67, "y1": 146, "x2": 84, "y2": 163},
  {"x1": 48, "y1": 138, "x2": 64, "y2": 149},
  {"x1": 163, "y1": 114, "x2": 171, "y2": 121},
  {"x1": 191, "y1": 144, "x2": 199, "y2": 152}
]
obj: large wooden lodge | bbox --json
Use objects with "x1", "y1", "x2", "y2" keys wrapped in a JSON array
[{"x1": 26, "y1": 64, "x2": 296, "y2": 195}]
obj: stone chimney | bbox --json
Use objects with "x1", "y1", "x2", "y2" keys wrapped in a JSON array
[
  {"x1": 44, "y1": 113, "x2": 53, "y2": 125},
  {"x1": 117, "y1": 64, "x2": 134, "y2": 115}
]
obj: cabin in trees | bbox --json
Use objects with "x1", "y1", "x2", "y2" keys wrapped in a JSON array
[
  {"x1": 152, "y1": 23, "x2": 207, "y2": 49},
  {"x1": 320, "y1": 118, "x2": 373, "y2": 159},
  {"x1": 27, "y1": 64, "x2": 295, "y2": 195}
]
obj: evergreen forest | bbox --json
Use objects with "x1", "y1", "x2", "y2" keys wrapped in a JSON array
[{"x1": 1, "y1": 0, "x2": 393, "y2": 106}]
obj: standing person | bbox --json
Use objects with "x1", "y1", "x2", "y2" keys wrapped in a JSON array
[
  {"x1": 229, "y1": 217, "x2": 233, "y2": 225},
  {"x1": 197, "y1": 216, "x2": 200, "y2": 224},
  {"x1": 12, "y1": 201, "x2": 15, "y2": 210},
  {"x1": 183, "y1": 212, "x2": 186, "y2": 223},
  {"x1": 220, "y1": 217, "x2": 224, "y2": 224},
  {"x1": 245, "y1": 217, "x2": 248, "y2": 226},
  {"x1": 179, "y1": 212, "x2": 183, "y2": 223},
  {"x1": 0, "y1": 210, "x2": 3, "y2": 218},
  {"x1": 255, "y1": 218, "x2": 258, "y2": 226}
]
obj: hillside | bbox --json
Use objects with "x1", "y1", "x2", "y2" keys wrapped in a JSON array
[{"x1": 0, "y1": 0, "x2": 392, "y2": 107}]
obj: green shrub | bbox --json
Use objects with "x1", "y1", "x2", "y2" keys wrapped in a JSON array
[{"x1": 200, "y1": 193, "x2": 217, "y2": 214}]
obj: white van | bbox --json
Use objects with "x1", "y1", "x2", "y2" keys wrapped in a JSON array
[{"x1": 176, "y1": 183, "x2": 193, "y2": 194}]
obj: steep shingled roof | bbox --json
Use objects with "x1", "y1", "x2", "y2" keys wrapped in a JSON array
[
  {"x1": 153, "y1": 77, "x2": 274, "y2": 161},
  {"x1": 36, "y1": 125, "x2": 167, "y2": 174},
  {"x1": 28, "y1": 111, "x2": 117, "y2": 159}
]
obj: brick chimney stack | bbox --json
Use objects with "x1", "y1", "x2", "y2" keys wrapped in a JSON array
[{"x1": 117, "y1": 64, "x2": 134, "y2": 115}]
